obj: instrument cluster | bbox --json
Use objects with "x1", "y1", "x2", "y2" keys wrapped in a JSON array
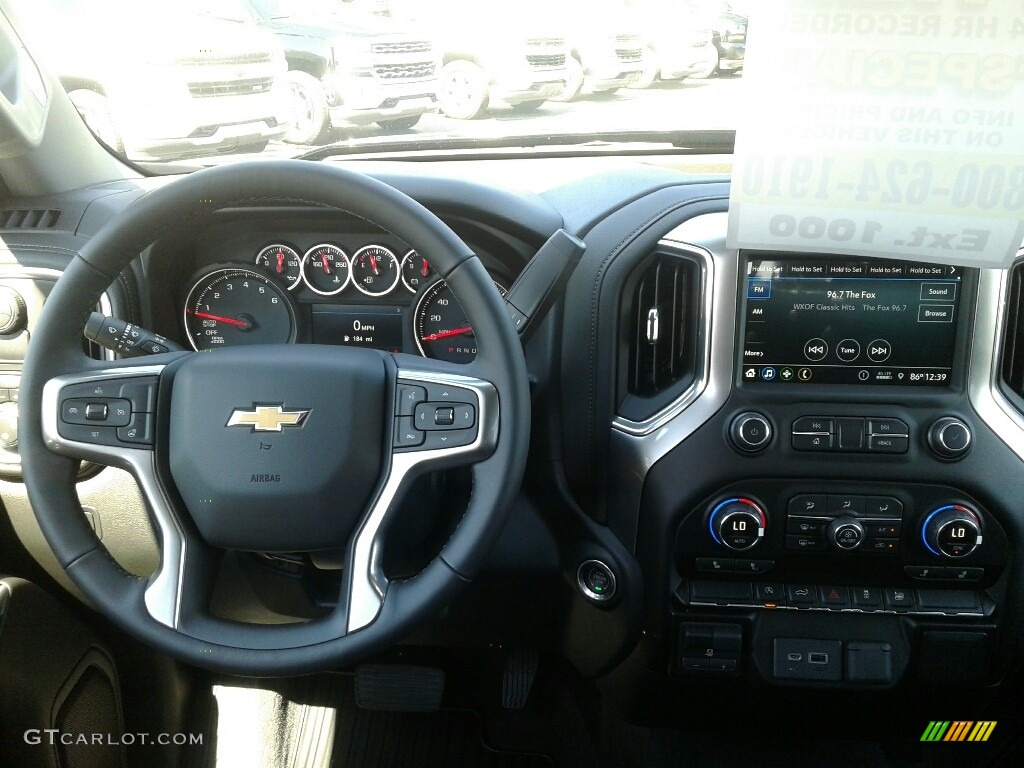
[{"x1": 180, "y1": 239, "x2": 509, "y2": 364}]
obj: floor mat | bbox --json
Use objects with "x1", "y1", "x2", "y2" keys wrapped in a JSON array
[{"x1": 331, "y1": 706, "x2": 553, "y2": 768}]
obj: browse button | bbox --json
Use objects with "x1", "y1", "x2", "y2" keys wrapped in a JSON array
[{"x1": 918, "y1": 304, "x2": 954, "y2": 323}]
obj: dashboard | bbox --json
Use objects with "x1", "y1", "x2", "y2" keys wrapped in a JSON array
[{"x1": 3, "y1": 160, "x2": 1024, "y2": 743}]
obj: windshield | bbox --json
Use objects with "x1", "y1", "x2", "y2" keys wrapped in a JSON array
[{"x1": 11, "y1": 0, "x2": 747, "y2": 165}]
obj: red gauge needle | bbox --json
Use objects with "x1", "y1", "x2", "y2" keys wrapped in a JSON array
[
  {"x1": 421, "y1": 259, "x2": 430, "y2": 277},
  {"x1": 276, "y1": 251, "x2": 285, "y2": 273},
  {"x1": 321, "y1": 256, "x2": 331, "y2": 275},
  {"x1": 422, "y1": 326, "x2": 472, "y2": 342},
  {"x1": 369, "y1": 254, "x2": 380, "y2": 275},
  {"x1": 189, "y1": 310, "x2": 249, "y2": 328}
]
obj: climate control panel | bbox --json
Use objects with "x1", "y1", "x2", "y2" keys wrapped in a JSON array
[{"x1": 678, "y1": 480, "x2": 1007, "y2": 602}]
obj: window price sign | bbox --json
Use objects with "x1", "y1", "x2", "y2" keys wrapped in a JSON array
[{"x1": 728, "y1": 0, "x2": 1024, "y2": 268}]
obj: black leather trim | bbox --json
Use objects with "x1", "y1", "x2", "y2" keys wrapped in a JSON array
[{"x1": 559, "y1": 183, "x2": 730, "y2": 524}]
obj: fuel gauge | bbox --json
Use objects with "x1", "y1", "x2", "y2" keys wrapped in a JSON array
[
  {"x1": 255, "y1": 244, "x2": 302, "y2": 289},
  {"x1": 352, "y1": 245, "x2": 400, "y2": 296}
]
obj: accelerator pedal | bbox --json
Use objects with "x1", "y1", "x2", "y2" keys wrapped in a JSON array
[
  {"x1": 502, "y1": 649, "x2": 539, "y2": 710},
  {"x1": 354, "y1": 664, "x2": 445, "y2": 712}
]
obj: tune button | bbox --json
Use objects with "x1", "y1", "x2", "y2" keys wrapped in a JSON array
[{"x1": 928, "y1": 417, "x2": 972, "y2": 460}]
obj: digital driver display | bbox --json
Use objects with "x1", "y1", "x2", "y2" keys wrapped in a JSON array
[
  {"x1": 740, "y1": 256, "x2": 962, "y2": 386},
  {"x1": 311, "y1": 305, "x2": 404, "y2": 352}
]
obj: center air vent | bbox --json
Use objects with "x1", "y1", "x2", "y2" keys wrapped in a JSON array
[
  {"x1": 0, "y1": 208, "x2": 60, "y2": 230},
  {"x1": 999, "y1": 261, "x2": 1024, "y2": 408},
  {"x1": 619, "y1": 251, "x2": 702, "y2": 422}
]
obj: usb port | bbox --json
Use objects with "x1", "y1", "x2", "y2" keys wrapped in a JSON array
[
  {"x1": 808, "y1": 652, "x2": 829, "y2": 665},
  {"x1": 786, "y1": 652, "x2": 803, "y2": 662}
]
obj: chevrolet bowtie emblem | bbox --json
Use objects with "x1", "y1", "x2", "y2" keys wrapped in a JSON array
[{"x1": 227, "y1": 405, "x2": 310, "y2": 432}]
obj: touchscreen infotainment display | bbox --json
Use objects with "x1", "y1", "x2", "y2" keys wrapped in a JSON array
[{"x1": 740, "y1": 255, "x2": 962, "y2": 386}]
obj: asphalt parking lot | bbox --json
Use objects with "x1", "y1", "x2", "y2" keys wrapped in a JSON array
[{"x1": 221, "y1": 75, "x2": 741, "y2": 163}]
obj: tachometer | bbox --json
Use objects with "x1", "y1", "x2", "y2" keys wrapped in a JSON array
[
  {"x1": 352, "y1": 245, "x2": 400, "y2": 296},
  {"x1": 414, "y1": 279, "x2": 507, "y2": 363},
  {"x1": 183, "y1": 267, "x2": 297, "y2": 350}
]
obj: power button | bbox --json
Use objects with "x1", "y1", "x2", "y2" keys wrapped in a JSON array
[{"x1": 730, "y1": 412, "x2": 772, "y2": 452}]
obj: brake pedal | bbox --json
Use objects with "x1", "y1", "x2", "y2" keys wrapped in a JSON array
[{"x1": 354, "y1": 664, "x2": 445, "y2": 712}]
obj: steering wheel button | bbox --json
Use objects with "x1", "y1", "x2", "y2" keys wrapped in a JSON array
[
  {"x1": 395, "y1": 384, "x2": 427, "y2": 416},
  {"x1": 423, "y1": 428, "x2": 476, "y2": 450},
  {"x1": 117, "y1": 413, "x2": 154, "y2": 445},
  {"x1": 85, "y1": 403, "x2": 109, "y2": 421},
  {"x1": 434, "y1": 407, "x2": 455, "y2": 426},
  {"x1": 61, "y1": 399, "x2": 91, "y2": 425},
  {"x1": 62, "y1": 381, "x2": 121, "y2": 399},
  {"x1": 393, "y1": 416, "x2": 424, "y2": 448},
  {"x1": 453, "y1": 404, "x2": 475, "y2": 428},
  {"x1": 119, "y1": 378, "x2": 158, "y2": 413},
  {"x1": 56, "y1": 422, "x2": 122, "y2": 448}
]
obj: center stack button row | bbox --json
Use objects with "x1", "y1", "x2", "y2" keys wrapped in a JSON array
[{"x1": 792, "y1": 416, "x2": 909, "y2": 454}]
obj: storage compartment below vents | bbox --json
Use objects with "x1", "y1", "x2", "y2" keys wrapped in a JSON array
[{"x1": 618, "y1": 251, "x2": 702, "y2": 422}]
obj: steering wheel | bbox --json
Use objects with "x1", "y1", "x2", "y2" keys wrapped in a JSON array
[{"x1": 19, "y1": 161, "x2": 531, "y2": 675}]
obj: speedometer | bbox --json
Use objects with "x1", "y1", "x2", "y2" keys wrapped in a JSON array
[
  {"x1": 413, "y1": 279, "x2": 507, "y2": 363},
  {"x1": 183, "y1": 267, "x2": 297, "y2": 351}
]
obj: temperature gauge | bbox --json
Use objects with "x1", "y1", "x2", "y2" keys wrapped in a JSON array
[
  {"x1": 255, "y1": 244, "x2": 302, "y2": 289},
  {"x1": 401, "y1": 250, "x2": 436, "y2": 293},
  {"x1": 352, "y1": 245, "x2": 400, "y2": 296},
  {"x1": 302, "y1": 244, "x2": 351, "y2": 296}
]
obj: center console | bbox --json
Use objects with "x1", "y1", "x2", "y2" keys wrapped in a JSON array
[{"x1": 663, "y1": 253, "x2": 1012, "y2": 690}]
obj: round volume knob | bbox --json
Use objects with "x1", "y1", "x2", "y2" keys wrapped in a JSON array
[
  {"x1": 928, "y1": 417, "x2": 972, "y2": 460},
  {"x1": 730, "y1": 412, "x2": 772, "y2": 452},
  {"x1": 922, "y1": 504, "x2": 982, "y2": 558},
  {"x1": 827, "y1": 516, "x2": 865, "y2": 550},
  {"x1": 708, "y1": 497, "x2": 767, "y2": 551},
  {"x1": 0, "y1": 287, "x2": 27, "y2": 335}
]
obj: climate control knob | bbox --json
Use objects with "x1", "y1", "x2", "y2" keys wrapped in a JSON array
[
  {"x1": 922, "y1": 504, "x2": 982, "y2": 558},
  {"x1": 708, "y1": 498, "x2": 767, "y2": 551},
  {"x1": 827, "y1": 516, "x2": 865, "y2": 550}
]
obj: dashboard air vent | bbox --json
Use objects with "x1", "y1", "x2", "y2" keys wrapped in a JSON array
[
  {"x1": 619, "y1": 251, "x2": 701, "y2": 421},
  {"x1": 999, "y1": 261, "x2": 1024, "y2": 405},
  {"x1": 0, "y1": 208, "x2": 61, "y2": 230}
]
